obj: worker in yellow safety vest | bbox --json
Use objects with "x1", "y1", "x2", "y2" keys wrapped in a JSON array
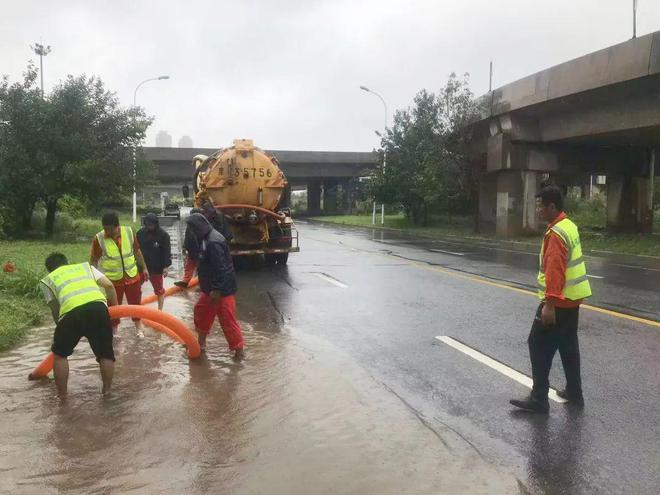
[
  {"x1": 38, "y1": 252, "x2": 119, "y2": 399},
  {"x1": 510, "y1": 185, "x2": 591, "y2": 414},
  {"x1": 90, "y1": 212, "x2": 149, "y2": 333}
]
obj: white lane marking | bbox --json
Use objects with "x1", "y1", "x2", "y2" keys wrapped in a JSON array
[
  {"x1": 611, "y1": 263, "x2": 660, "y2": 273},
  {"x1": 314, "y1": 273, "x2": 348, "y2": 288},
  {"x1": 429, "y1": 249, "x2": 467, "y2": 256},
  {"x1": 435, "y1": 336, "x2": 567, "y2": 403},
  {"x1": 587, "y1": 275, "x2": 604, "y2": 279}
]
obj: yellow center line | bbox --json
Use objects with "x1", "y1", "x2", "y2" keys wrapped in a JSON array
[
  {"x1": 305, "y1": 233, "x2": 660, "y2": 328},
  {"x1": 382, "y1": 252, "x2": 660, "y2": 329}
]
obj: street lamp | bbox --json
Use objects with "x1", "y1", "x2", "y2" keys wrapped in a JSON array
[
  {"x1": 359, "y1": 85, "x2": 388, "y2": 225},
  {"x1": 132, "y1": 75, "x2": 170, "y2": 223},
  {"x1": 30, "y1": 43, "x2": 51, "y2": 97}
]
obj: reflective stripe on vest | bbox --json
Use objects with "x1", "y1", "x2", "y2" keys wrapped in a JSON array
[
  {"x1": 537, "y1": 217, "x2": 592, "y2": 301},
  {"x1": 40, "y1": 262, "x2": 106, "y2": 319},
  {"x1": 97, "y1": 226, "x2": 138, "y2": 281}
]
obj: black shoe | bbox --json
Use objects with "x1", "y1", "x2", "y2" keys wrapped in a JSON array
[
  {"x1": 556, "y1": 389, "x2": 584, "y2": 407},
  {"x1": 174, "y1": 281, "x2": 189, "y2": 288},
  {"x1": 509, "y1": 396, "x2": 549, "y2": 414}
]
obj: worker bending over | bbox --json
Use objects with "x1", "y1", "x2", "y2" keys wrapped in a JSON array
[{"x1": 37, "y1": 252, "x2": 118, "y2": 399}]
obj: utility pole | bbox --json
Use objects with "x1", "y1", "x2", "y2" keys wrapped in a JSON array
[
  {"x1": 489, "y1": 61, "x2": 493, "y2": 92},
  {"x1": 633, "y1": 0, "x2": 637, "y2": 39},
  {"x1": 132, "y1": 76, "x2": 170, "y2": 222},
  {"x1": 360, "y1": 85, "x2": 388, "y2": 225},
  {"x1": 30, "y1": 43, "x2": 51, "y2": 97}
]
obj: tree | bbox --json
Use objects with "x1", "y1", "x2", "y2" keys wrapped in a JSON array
[
  {"x1": 0, "y1": 64, "x2": 48, "y2": 231},
  {"x1": 0, "y1": 64, "x2": 154, "y2": 237},
  {"x1": 39, "y1": 75, "x2": 153, "y2": 236},
  {"x1": 372, "y1": 74, "x2": 481, "y2": 225}
]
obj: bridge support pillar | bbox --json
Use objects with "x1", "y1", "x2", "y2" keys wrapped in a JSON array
[
  {"x1": 488, "y1": 170, "x2": 541, "y2": 237},
  {"x1": 322, "y1": 179, "x2": 340, "y2": 214},
  {"x1": 281, "y1": 184, "x2": 291, "y2": 209},
  {"x1": 606, "y1": 149, "x2": 655, "y2": 233},
  {"x1": 481, "y1": 133, "x2": 553, "y2": 237},
  {"x1": 344, "y1": 178, "x2": 357, "y2": 214},
  {"x1": 307, "y1": 180, "x2": 322, "y2": 216}
]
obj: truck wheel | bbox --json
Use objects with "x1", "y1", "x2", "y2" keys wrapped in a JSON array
[
  {"x1": 264, "y1": 253, "x2": 277, "y2": 265},
  {"x1": 275, "y1": 253, "x2": 289, "y2": 265}
]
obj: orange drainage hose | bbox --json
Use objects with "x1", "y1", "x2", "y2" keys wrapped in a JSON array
[
  {"x1": 141, "y1": 277, "x2": 199, "y2": 305},
  {"x1": 28, "y1": 305, "x2": 200, "y2": 380},
  {"x1": 214, "y1": 203, "x2": 287, "y2": 222},
  {"x1": 143, "y1": 319, "x2": 185, "y2": 344}
]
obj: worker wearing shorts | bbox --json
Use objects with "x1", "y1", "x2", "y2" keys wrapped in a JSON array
[{"x1": 39, "y1": 253, "x2": 119, "y2": 399}]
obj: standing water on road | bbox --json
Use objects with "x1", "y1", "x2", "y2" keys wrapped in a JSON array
[{"x1": 0, "y1": 288, "x2": 519, "y2": 494}]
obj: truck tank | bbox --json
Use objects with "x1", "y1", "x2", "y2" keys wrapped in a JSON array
[{"x1": 193, "y1": 139, "x2": 299, "y2": 264}]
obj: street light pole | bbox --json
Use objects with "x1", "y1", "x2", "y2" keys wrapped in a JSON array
[
  {"x1": 30, "y1": 43, "x2": 51, "y2": 97},
  {"x1": 360, "y1": 85, "x2": 388, "y2": 225},
  {"x1": 132, "y1": 75, "x2": 170, "y2": 223}
]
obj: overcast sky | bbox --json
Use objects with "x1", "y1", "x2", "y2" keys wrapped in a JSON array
[{"x1": 1, "y1": 0, "x2": 659, "y2": 151}]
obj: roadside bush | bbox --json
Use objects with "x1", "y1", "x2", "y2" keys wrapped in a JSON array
[
  {"x1": 32, "y1": 209, "x2": 76, "y2": 234},
  {"x1": 58, "y1": 195, "x2": 88, "y2": 218},
  {"x1": 565, "y1": 195, "x2": 606, "y2": 230},
  {"x1": 0, "y1": 267, "x2": 42, "y2": 298}
]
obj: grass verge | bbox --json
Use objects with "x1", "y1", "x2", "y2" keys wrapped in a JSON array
[
  {"x1": 0, "y1": 240, "x2": 94, "y2": 351},
  {"x1": 0, "y1": 209, "x2": 143, "y2": 351}
]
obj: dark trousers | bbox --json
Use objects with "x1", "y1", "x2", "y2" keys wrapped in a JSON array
[{"x1": 529, "y1": 303, "x2": 582, "y2": 401}]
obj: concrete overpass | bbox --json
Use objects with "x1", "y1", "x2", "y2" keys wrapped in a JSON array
[
  {"x1": 143, "y1": 147, "x2": 377, "y2": 214},
  {"x1": 472, "y1": 31, "x2": 660, "y2": 236}
]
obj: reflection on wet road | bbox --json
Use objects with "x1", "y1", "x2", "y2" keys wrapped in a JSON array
[
  {"x1": 0, "y1": 287, "x2": 517, "y2": 494},
  {"x1": 1, "y1": 220, "x2": 658, "y2": 494}
]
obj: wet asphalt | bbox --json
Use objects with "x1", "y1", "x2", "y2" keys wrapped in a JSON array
[
  {"x1": 254, "y1": 220, "x2": 660, "y2": 495},
  {"x1": 1, "y1": 217, "x2": 658, "y2": 494}
]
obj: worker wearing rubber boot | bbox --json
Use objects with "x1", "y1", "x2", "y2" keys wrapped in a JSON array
[
  {"x1": 39, "y1": 252, "x2": 119, "y2": 399},
  {"x1": 186, "y1": 212, "x2": 244, "y2": 359},
  {"x1": 137, "y1": 213, "x2": 172, "y2": 310},
  {"x1": 90, "y1": 212, "x2": 149, "y2": 334},
  {"x1": 510, "y1": 185, "x2": 591, "y2": 414}
]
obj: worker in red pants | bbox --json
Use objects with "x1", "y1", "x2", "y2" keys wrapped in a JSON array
[{"x1": 186, "y1": 212, "x2": 244, "y2": 359}]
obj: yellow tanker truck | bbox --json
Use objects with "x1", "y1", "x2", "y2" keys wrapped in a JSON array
[{"x1": 192, "y1": 139, "x2": 299, "y2": 265}]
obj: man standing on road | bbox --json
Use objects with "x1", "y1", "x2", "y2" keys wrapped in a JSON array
[
  {"x1": 186, "y1": 212, "x2": 244, "y2": 359},
  {"x1": 37, "y1": 252, "x2": 118, "y2": 399},
  {"x1": 510, "y1": 185, "x2": 591, "y2": 413},
  {"x1": 90, "y1": 212, "x2": 149, "y2": 333},
  {"x1": 137, "y1": 213, "x2": 172, "y2": 310}
]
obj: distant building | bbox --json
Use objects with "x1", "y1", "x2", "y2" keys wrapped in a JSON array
[
  {"x1": 178, "y1": 135, "x2": 193, "y2": 148},
  {"x1": 156, "y1": 130, "x2": 172, "y2": 147}
]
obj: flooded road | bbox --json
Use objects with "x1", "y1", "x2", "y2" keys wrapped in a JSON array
[
  {"x1": 0, "y1": 286, "x2": 518, "y2": 494},
  {"x1": 3, "y1": 220, "x2": 657, "y2": 494}
]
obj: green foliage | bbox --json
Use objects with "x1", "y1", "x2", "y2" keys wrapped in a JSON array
[
  {"x1": 0, "y1": 63, "x2": 154, "y2": 238},
  {"x1": 0, "y1": 267, "x2": 42, "y2": 298},
  {"x1": 372, "y1": 73, "x2": 482, "y2": 225},
  {"x1": 58, "y1": 195, "x2": 88, "y2": 218},
  {"x1": 312, "y1": 214, "x2": 660, "y2": 257},
  {"x1": 564, "y1": 195, "x2": 606, "y2": 230},
  {"x1": 0, "y1": 294, "x2": 45, "y2": 352}
]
